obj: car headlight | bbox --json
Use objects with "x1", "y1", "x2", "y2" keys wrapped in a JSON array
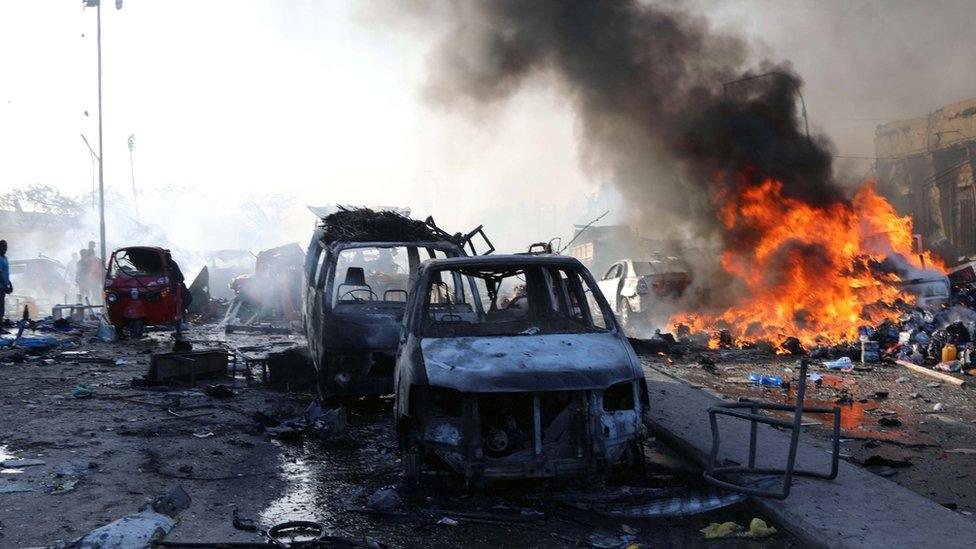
[
  {"x1": 106, "y1": 292, "x2": 118, "y2": 303},
  {"x1": 129, "y1": 288, "x2": 139, "y2": 299}
]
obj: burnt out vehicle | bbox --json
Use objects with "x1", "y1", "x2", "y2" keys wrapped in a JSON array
[
  {"x1": 597, "y1": 257, "x2": 690, "y2": 327},
  {"x1": 303, "y1": 207, "x2": 491, "y2": 398},
  {"x1": 395, "y1": 254, "x2": 647, "y2": 482}
]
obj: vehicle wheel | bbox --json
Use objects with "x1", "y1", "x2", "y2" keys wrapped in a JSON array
[
  {"x1": 127, "y1": 318, "x2": 145, "y2": 339},
  {"x1": 398, "y1": 419, "x2": 421, "y2": 481}
]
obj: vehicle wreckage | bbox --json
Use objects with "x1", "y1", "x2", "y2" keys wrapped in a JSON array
[
  {"x1": 302, "y1": 207, "x2": 492, "y2": 397},
  {"x1": 394, "y1": 254, "x2": 647, "y2": 482}
]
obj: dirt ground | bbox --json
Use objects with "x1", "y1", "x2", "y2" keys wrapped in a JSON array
[
  {"x1": 0, "y1": 324, "x2": 800, "y2": 548},
  {"x1": 642, "y1": 351, "x2": 976, "y2": 518}
]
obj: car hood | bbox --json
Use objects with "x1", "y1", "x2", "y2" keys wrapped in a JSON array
[{"x1": 420, "y1": 332, "x2": 638, "y2": 393}]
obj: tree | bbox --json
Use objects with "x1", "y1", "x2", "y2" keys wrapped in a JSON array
[{"x1": 0, "y1": 184, "x2": 85, "y2": 215}]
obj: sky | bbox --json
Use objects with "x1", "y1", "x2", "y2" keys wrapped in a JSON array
[{"x1": 1, "y1": 1, "x2": 974, "y2": 256}]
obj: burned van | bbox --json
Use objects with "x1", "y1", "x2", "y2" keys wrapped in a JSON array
[
  {"x1": 303, "y1": 208, "x2": 491, "y2": 397},
  {"x1": 394, "y1": 254, "x2": 647, "y2": 482}
]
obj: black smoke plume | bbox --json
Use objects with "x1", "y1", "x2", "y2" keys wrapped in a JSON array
[{"x1": 406, "y1": 0, "x2": 847, "y2": 310}]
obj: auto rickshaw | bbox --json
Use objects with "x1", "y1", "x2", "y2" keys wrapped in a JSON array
[{"x1": 104, "y1": 246, "x2": 190, "y2": 338}]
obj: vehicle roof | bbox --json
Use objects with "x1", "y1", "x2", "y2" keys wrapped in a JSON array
[
  {"x1": 331, "y1": 240, "x2": 461, "y2": 251},
  {"x1": 115, "y1": 246, "x2": 168, "y2": 253},
  {"x1": 421, "y1": 253, "x2": 584, "y2": 270}
]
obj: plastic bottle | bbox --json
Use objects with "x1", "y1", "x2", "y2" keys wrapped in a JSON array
[
  {"x1": 942, "y1": 344, "x2": 958, "y2": 363},
  {"x1": 748, "y1": 373, "x2": 783, "y2": 387}
]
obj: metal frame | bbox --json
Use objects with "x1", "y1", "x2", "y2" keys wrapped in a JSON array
[{"x1": 704, "y1": 359, "x2": 841, "y2": 499}]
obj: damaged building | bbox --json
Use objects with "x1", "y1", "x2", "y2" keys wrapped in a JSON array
[{"x1": 875, "y1": 98, "x2": 976, "y2": 264}]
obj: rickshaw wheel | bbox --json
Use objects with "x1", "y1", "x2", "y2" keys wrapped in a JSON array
[{"x1": 127, "y1": 318, "x2": 145, "y2": 339}]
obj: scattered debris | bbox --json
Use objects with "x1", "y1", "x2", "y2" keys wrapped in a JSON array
[
  {"x1": 48, "y1": 479, "x2": 79, "y2": 495},
  {"x1": 366, "y1": 487, "x2": 401, "y2": 512},
  {"x1": 748, "y1": 373, "x2": 783, "y2": 386},
  {"x1": 0, "y1": 484, "x2": 34, "y2": 494},
  {"x1": 863, "y1": 455, "x2": 913, "y2": 468},
  {"x1": 145, "y1": 349, "x2": 229, "y2": 385},
  {"x1": 203, "y1": 384, "x2": 235, "y2": 399},
  {"x1": 824, "y1": 357, "x2": 854, "y2": 372},
  {"x1": 231, "y1": 508, "x2": 258, "y2": 532},
  {"x1": 700, "y1": 518, "x2": 777, "y2": 540},
  {"x1": 1, "y1": 458, "x2": 45, "y2": 468},
  {"x1": 74, "y1": 486, "x2": 190, "y2": 548},
  {"x1": 895, "y1": 359, "x2": 965, "y2": 386},
  {"x1": 305, "y1": 401, "x2": 347, "y2": 439}
]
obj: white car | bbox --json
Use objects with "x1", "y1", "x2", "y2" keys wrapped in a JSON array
[{"x1": 596, "y1": 258, "x2": 690, "y2": 327}]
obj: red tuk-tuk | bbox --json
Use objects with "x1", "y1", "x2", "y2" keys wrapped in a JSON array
[{"x1": 104, "y1": 246, "x2": 189, "y2": 338}]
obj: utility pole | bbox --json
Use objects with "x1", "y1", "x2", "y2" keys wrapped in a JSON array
[
  {"x1": 96, "y1": 1, "x2": 106, "y2": 268},
  {"x1": 128, "y1": 134, "x2": 138, "y2": 220},
  {"x1": 84, "y1": 0, "x2": 111, "y2": 269}
]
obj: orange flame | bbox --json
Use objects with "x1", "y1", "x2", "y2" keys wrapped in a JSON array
[{"x1": 670, "y1": 177, "x2": 944, "y2": 348}]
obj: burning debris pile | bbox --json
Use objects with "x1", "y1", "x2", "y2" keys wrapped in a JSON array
[{"x1": 670, "y1": 180, "x2": 947, "y2": 349}]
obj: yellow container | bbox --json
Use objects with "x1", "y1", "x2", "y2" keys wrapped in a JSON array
[{"x1": 942, "y1": 344, "x2": 958, "y2": 362}]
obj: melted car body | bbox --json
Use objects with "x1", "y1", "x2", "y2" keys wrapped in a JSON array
[
  {"x1": 303, "y1": 236, "x2": 464, "y2": 397},
  {"x1": 395, "y1": 254, "x2": 647, "y2": 482}
]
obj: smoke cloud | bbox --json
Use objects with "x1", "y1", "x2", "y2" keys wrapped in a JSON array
[{"x1": 402, "y1": 0, "x2": 848, "y2": 308}]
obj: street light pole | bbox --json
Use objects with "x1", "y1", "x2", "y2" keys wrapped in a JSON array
[{"x1": 96, "y1": 1, "x2": 107, "y2": 267}]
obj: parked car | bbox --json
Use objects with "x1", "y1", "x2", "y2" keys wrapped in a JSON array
[
  {"x1": 596, "y1": 257, "x2": 690, "y2": 327},
  {"x1": 394, "y1": 254, "x2": 647, "y2": 482}
]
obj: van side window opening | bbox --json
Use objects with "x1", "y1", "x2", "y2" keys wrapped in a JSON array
[{"x1": 422, "y1": 264, "x2": 611, "y2": 337}]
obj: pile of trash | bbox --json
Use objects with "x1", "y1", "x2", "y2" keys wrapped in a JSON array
[{"x1": 660, "y1": 297, "x2": 976, "y2": 378}]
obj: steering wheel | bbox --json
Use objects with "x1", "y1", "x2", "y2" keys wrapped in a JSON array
[{"x1": 338, "y1": 288, "x2": 378, "y2": 302}]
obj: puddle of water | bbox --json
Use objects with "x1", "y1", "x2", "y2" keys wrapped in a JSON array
[
  {"x1": 259, "y1": 443, "x2": 316, "y2": 526},
  {"x1": 0, "y1": 444, "x2": 24, "y2": 473}
]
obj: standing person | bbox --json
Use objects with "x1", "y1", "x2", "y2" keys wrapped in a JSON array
[
  {"x1": 84, "y1": 241, "x2": 104, "y2": 305},
  {"x1": 0, "y1": 240, "x2": 11, "y2": 324},
  {"x1": 76, "y1": 247, "x2": 92, "y2": 304}
]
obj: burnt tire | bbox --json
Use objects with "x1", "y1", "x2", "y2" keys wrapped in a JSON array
[
  {"x1": 398, "y1": 419, "x2": 422, "y2": 481},
  {"x1": 127, "y1": 318, "x2": 145, "y2": 339}
]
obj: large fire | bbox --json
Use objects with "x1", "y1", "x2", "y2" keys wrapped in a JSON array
[{"x1": 670, "y1": 176, "x2": 944, "y2": 349}]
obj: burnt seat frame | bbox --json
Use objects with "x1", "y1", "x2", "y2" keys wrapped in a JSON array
[{"x1": 703, "y1": 359, "x2": 841, "y2": 499}]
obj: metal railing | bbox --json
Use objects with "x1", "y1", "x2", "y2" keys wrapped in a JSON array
[{"x1": 704, "y1": 359, "x2": 841, "y2": 499}]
